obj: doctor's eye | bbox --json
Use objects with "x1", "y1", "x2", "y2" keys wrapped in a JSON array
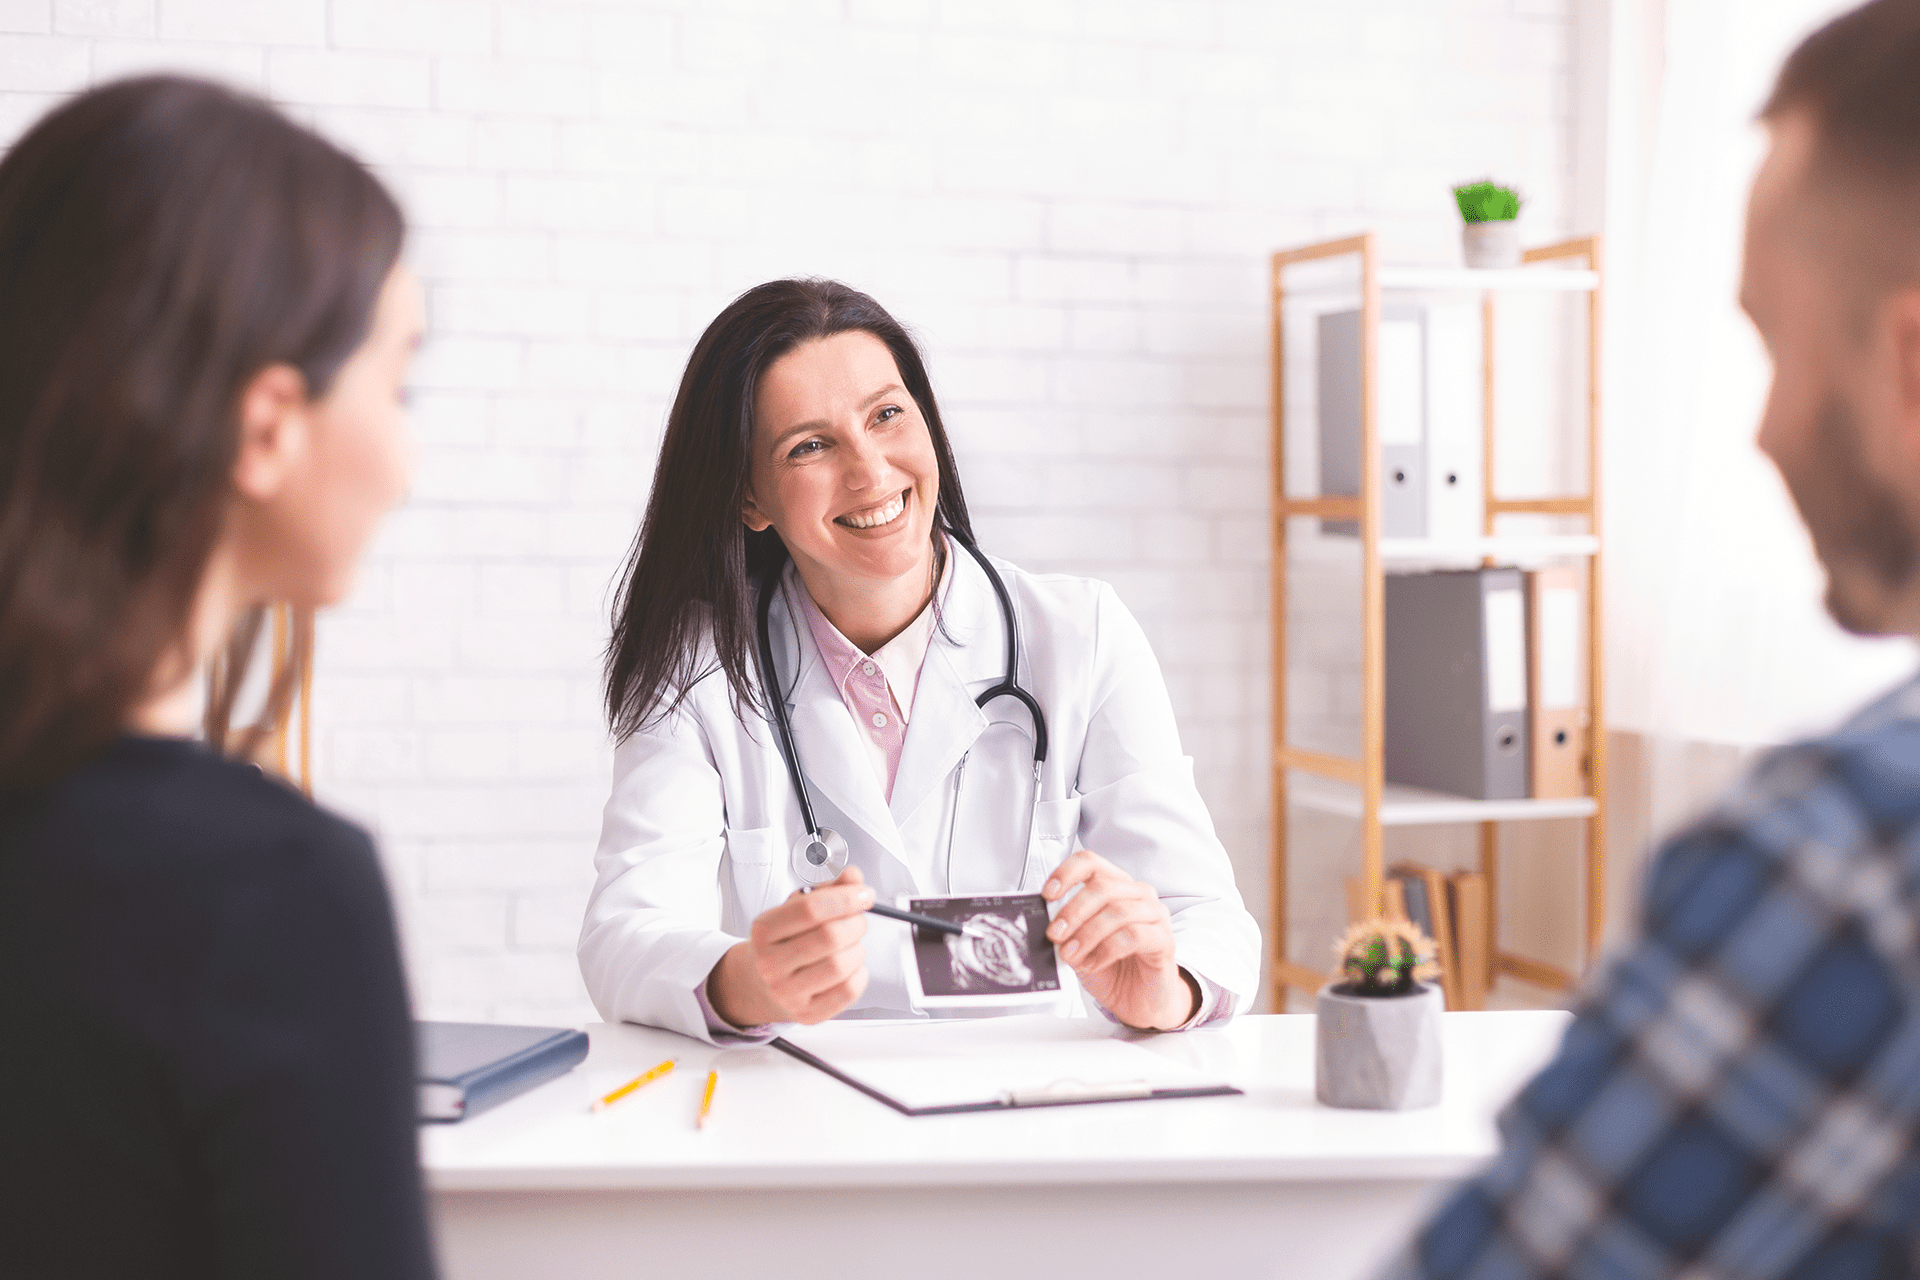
[
  {"x1": 875, "y1": 405, "x2": 903, "y2": 425},
  {"x1": 787, "y1": 438, "x2": 827, "y2": 459}
]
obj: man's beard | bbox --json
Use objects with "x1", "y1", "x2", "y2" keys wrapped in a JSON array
[{"x1": 1780, "y1": 392, "x2": 1920, "y2": 634}]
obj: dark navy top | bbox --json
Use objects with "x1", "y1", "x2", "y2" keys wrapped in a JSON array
[{"x1": 0, "y1": 736, "x2": 434, "y2": 1278}]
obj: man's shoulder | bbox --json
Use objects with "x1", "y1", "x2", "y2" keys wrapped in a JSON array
[
  {"x1": 1713, "y1": 674, "x2": 1920, "y2": 847},
  {"x1": 1644, "y1": 674, "x2": 1920, "y2": 952}
]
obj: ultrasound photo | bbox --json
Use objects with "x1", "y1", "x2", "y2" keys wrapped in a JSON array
[{"x1": 901, "y1": 893, "x2": 1062, "y2": 1008}]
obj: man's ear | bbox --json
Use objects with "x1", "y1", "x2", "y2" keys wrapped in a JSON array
[
  {"x1": 232, "y1": 363, "x2": 310, "y2": 502},
  {"x1": 741, "y1": 488, "x2": 772, "y2": 532}
]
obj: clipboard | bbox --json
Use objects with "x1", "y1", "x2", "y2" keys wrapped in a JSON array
[{"x1": 770, "y1": 1016, "x2": 1243, "y2": 1117}]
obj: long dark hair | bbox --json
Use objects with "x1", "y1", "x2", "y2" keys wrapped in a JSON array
[
  {"x1": 0, "y1": 76, "x2": 404, "y2": 792},
  {"x1": 605, "y1": 278, "x2": 976, "y2": 738}
]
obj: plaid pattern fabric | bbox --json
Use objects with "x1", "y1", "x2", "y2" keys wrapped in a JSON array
[{"x1": 1384, "y1": 676, "x2": 1920, "y2": 1280}]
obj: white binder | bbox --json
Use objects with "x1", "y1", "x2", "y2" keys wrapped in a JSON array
[{"x1": 1318, "y1": 304, "x2": 1483, "y2": 542}]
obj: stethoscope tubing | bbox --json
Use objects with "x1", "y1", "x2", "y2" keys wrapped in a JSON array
[
  {"x1": 754, "y1": 563, "x2": 825, "y2": 840},
  {"x1": 955, "y1": 535, "x2": 1048, "y2": 766},
  {"x1": 753, "y1": 531, "x2": 1049, "y2": 883}
]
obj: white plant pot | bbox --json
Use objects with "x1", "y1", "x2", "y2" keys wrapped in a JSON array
[
  {"x1": 1462, "y1": 220, "x2": 1522, "y2": 269},
  {"x1": 1314, "y1": 981, "x2": 1444, "y2": 1110}
]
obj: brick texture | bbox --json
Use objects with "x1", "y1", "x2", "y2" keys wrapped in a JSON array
[{"x1": 0, "y1": 0, "x2": 1575, "y2": 1022}]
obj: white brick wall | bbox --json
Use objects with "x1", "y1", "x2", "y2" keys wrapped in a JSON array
[{"x1": 0, "y1": 0, "x2": 1576, "y2": 1023}]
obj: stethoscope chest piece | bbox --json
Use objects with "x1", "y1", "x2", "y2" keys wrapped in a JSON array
[{"x1": 790, "y1": 826, "x2": 850, "y2": 886}]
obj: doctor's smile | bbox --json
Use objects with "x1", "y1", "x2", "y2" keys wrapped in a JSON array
[{"x1": 834, "y1": 489, "x2": 909, "y2": 531}]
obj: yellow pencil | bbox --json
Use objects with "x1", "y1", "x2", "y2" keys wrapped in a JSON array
[
  {"x1": 696, "y1": 1070, "x2": 718, "y2": 1130},
  {"x1": 592, "y1": 1059, "x2": 674, "y2": 1112}
]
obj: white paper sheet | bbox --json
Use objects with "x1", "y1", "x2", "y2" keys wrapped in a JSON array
[{"x1": 778, "y1": 1016, "x2": 1232, "y2": 1112}]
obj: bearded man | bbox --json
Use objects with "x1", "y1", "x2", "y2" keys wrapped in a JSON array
[{"x1": 1386, "y1": 2, "x2": 1920, "y2": 1275}]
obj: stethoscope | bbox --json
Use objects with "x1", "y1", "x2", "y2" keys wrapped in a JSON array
[{"x1": 754, "y1": 533, "x2": 1049, "y2": 887}]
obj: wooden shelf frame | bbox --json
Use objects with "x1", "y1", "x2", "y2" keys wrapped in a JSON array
[
  {"x1": 266, "y1": 603, "x2": 316, "y2": 796},
  {"x1": 1269, "y1": 233, "x2": 1607, "y2": 1006}
]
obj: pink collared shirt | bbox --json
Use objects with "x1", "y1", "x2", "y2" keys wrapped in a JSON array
[{"x1": 790, "y1": 574, "x2": 937, "y2": 803}]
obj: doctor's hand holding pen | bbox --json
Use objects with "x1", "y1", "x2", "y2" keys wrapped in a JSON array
[
  {"x1": 706, "y1": 867, "x2": 874, "y2": 1027},
  {"x1": 1044, "y1": 851, "x2": 1200, "y2": 1032}
]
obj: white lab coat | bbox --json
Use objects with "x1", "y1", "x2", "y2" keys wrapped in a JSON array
[{"x1": 578, "y1": 550, "x2": 1261, "y2": 1043}]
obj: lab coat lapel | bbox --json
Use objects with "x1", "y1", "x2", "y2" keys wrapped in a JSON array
[
  {"x1": 887, "y1": 550, "x2": 1005, "y2": 827},
  {"x1": 772, "y1": 587, "x2": 904, "y2": 860}
]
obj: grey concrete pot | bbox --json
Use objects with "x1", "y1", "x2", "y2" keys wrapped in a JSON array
[
  {"x1": 1462, "y1": 219, "x2": 1522, "y2": 269},
  {"x1": 1314, "y1": 981, "x2": 1444, "y2": 1110}
]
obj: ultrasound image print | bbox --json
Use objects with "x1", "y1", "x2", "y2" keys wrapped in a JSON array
[
  {"x1": 947, "y1": 912, "x2": 1032, "y2": 990},
  {"x1": 907, "y1": 893, "x2": 1060, "y2": 1000}
]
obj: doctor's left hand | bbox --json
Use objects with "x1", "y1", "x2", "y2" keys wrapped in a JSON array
[{"x1": 1042, "y1": 851, "x2": 1200, "y2": 1031}]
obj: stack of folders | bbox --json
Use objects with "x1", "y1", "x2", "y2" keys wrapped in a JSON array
[
  {"x1": 1384, "y1": 566, "x2": 1588, "y2": 800},
  {"x1": 1345, "y1": 867, "x2": 1492, "y2": 1011}
]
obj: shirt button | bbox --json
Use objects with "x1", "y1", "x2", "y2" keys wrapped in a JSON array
[
  {"x1": 861, "y1": 661, "x2": 877, "y2": 676},
  {"x1": 871, "y1": 712, "x2": 888, "y2": 728}
]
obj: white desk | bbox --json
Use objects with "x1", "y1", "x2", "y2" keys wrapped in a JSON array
[{"x1": 425, "y1": 1010, "x2": 1568, "y2": 1280}]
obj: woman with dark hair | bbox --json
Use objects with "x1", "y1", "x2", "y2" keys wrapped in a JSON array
[
  {"x1": 581, "y1": 278, "x2": 1258, "y2": 1041},
  {"x1": 0, "y1": 79, "x2": 433, "y2": 1277}
]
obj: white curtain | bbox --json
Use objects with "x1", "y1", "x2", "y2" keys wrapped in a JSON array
[
  {"x1": 1550, "y1": 0, "x2": 1920, "y2": 954},
  {"x1": 1604, "y1": 0, "x2": 1914, "y2": 752}
]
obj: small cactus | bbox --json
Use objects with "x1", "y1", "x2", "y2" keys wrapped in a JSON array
[{"x1": 1332, "y1": 917, "x2": 1441, "y2": 996}]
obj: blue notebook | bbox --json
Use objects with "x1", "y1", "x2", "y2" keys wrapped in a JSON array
[{"x1": 417, "y1": 1022, "x2": 589, "y2": 1123}]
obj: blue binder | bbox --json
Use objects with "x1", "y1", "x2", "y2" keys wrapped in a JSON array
[{"x1": 417, "y1": 1022, "x2": 588, "y2": 1123}]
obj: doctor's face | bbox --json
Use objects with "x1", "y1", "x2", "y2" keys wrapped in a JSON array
[{"x1": 743, "y1": 330, "x2": 941, "y2": 595}]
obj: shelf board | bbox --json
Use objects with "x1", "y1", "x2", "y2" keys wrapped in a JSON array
[
  {"x1": 1281, "y1": 265, "x2": 1599, "y2": 298},
  {"x1": 1379, "y1": 265, "x2": 1598, "y2": 293},
  {"x1": 1378, "y1": 534, "x2": 1599, "y2": 566},
  {"x1": 1285, "y1": 771, "x2": 1597, "y2": 826},
  {"x1": 1282, "y1": 531, "x2": 1600, "y2": 565}
]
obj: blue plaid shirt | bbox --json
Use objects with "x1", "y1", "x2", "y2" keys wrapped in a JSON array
[{"x1": 1385, "y1": 674, "x2": 1920, "y2": 1279}]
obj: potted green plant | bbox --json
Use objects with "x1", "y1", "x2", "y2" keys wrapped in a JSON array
[
  {"x1": 1314, "y1": 917, "x2": 1444, "y2": 1110},
  {"x1": 1454, "y1": 180, "x2": 1523, "y2": 269}
]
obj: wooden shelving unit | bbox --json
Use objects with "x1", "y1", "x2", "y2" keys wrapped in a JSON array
[
  {"x1": 267, "y1": 602, "x2": 315, "y2": 794},
  {"x1": 1268, "y1": 232, "x2": 1606, "y2": 1008}
]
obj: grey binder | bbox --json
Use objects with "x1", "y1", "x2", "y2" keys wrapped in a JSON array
[{"x1": 1385, "y1": 569, "x2": 1530, "y2": 800}]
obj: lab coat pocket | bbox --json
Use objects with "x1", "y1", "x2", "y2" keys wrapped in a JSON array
[
  {"x1": 1020, "y1": 796, "x2": 1082, "y2": 891},
  {"x1": 721, "y1": 826, "x2": 781, "y2": 933}
]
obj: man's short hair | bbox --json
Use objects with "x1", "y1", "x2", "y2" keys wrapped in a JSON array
[
  {"x1": 1763, "y1": 0, "x2": 1920, "y2": 302},
  {"x1": 1765, "y1": 0, "x2": 1920, "y2": 159}
]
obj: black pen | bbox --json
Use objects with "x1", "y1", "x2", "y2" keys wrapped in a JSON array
[{"x1": 866, "y1": 902, "x2": 966, "y2": 936}]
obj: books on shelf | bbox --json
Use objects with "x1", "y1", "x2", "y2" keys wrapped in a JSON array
[
  {"x1": 1345, "y1": 864, "x2": 1493, "y2": 1011},
  {"x1": 1449, "y1": 872, "x2": 1491, "y2": 1011}
]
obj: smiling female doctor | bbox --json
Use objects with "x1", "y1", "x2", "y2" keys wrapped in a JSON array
[{"x1": 579, "y1": 279, "x2": 1259, "y2": 1042}]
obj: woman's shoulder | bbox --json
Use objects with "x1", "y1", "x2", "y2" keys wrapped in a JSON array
[
  {"x1": 984, "y1": 556, "x2": 1134, "y2": 632},
  {"x1": 611, "y1": 609, "x2": 749, "y2": 755},
  {"x1": 973, "y1": 556, "x2": 1162, "y2": 688},
  {"x1": 42, "y1": 736, "x2": 383, "y2": 902}
]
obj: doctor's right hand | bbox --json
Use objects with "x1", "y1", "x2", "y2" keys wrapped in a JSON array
[{"x1": 705, "y1": 867, "x2": 873, "y2": 1028}]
